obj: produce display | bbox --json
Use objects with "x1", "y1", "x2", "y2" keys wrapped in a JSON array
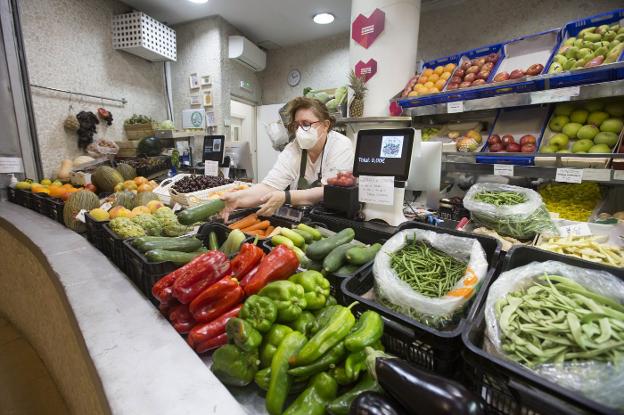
[
  {"x1": 107, "y1": 205, "x2": 193, "y2": 238},
  {"x1": 473, "y1": 191, "x2": 527, "y2": 206},
  {"x1": 486, "y1": 133, "x2": 537, "y2": 153},
  {"x1": 304, "y1": 86, "x2": 347, "y2": 113},
  {"x1": 326, "y1": 171, "x2": 356, "y2": 187},
  {"x1": 548, "y1": 22, "x2": 624, "y2": 73},
  {"x1": 15, "y1": 179, "x2": 85, "y2": 201},
  {"x1": 121, "y1": 156, "x2": 171, "y2": 176},
  {"x1": 455, "y1": 129, "x2": 483, "y2": 152},
  {"x1": 171, "y1": 174, "x2": 234, "y2": 193},
  {"x1": 536, "y1": 235, "x2": 624, "y2": 267},
  {"x1": 493, "y1": 63, "x2": 544, "y2": 82},
  {"x1": 64, "y1": 189, "x2": 101, "y2": 232},
  {"x1": 541, "y1": 100, "x2": 623, "y2": 154},
  {"x1": 228, "y1": 213, "x2": 277, "y2": 238},
  {"x1": 124, "y1": 113, "x2": 154, "y2": 126},
  {"x1": 402, "y1": 63, "x2": 457, "y2": 97},
  {"x1": 538, "y1": 182, "x2": 602, "y2": 222},
  {"x1": 451, "y1": 53, "x2": 500, "y2": 90}
]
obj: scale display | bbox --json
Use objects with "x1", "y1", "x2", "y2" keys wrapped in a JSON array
[
  {"x1": 203, "y1": 135, "x2": 225, "y2": 163},
  {"x1": 353, "y1": 128, "x2": 415, "y2": 181}
]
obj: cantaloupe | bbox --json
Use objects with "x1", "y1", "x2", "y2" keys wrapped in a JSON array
[
  {"x1": 116, "y1": 163, "x2": 137, "y2": 180},
  {"x1": 92, "y1": 166, "x2": 123, "y2": 193}
]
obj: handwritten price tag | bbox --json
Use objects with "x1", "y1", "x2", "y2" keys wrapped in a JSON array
[
  {"x1": 558, "y1": 223, "x2": 592, "y2": 237},
  {"x1": 358, "y1": 175, "x2": 394, "y2": 206},
  {"x1": 204, "y1": 160, "x2": 219, "y2": 177},
  {"x1": 447, "y1": 101, "x2": 463, "y2": 113},
  {"x1": 493, "y1": 164, "x2": 514, "y2": 176},
  {"x1": 555, "y1": 168, "x2": 583, "y2": 183}
]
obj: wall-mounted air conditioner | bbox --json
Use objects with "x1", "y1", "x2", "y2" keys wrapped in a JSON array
[{"x1": 228, "y1": 36, "x2": 266, "y2": 72}]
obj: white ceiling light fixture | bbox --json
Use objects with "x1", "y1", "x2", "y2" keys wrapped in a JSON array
[
  {"x1": 187, "y1": 0, "x2": 208, "y2": 4},
  {"x1": 313, "y1": 12, "x2": 334, "y2": 25}
]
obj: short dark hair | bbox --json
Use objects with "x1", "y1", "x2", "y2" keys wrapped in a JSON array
[{"x1": 286, "y1": 97, "x2": 336, "y2": 134}]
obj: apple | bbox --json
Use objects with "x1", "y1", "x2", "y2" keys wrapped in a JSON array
[
  {"x1": 489, "y1": 143, "x2": 504, "y2": 152},
  {"x1": 451, "y1": 76, "x2": 463, "y2": 84},
  {"x1": 477, "y1": 70, "x2": 490, "y2": 80},
  {"x1": 549, "y1": 133, "x2": 569, "y2": 149},
  {"x1": 594, "y1": 131, "x2": 618, "y2": 147},
  {"x1": 488, "y1": 134, "x2": 502, "y2": 145},
  {"x1": 482, "y1": 62, "x2": 494, "y2": 71},
  {"x1": 471, "y1": 79, "x2": 486, "y2": 86},
  {"x1": 466, "y1": 65, "x2": 480, "y2": 74},
  {"x1": 502, "y1": 135, "x2": 515, "y2": 146},
  {"x1": 493, "y1": 72, "x2": 510, "y2": 82},
  {"x1": 461, "y1": 61, "x2": 471, "y2": 71},
  {"x1": 562, "y1": 122, "x2": 582, "y2": 139},
  {"x1": 541, "y1": 145, "x2": 558, "y2": 153},
  {"x1": 569, "y1": 109, "x2": 588, "y2": 124},
  {"x1": 507, "y1": 143, "x2": 521, "y2": 152},
  {"x1": 519, "y1": 134, "x2": 536, "y2": 145},
  {"x1": 510, "y1": 69, "x2": 525, "y2": 79},
  {"x1": 587, "y1": 111, "x2": 609, "y2": 126},
  {"x1": 521, "y1": 143, "x2": 537, "y2": 153},
  {"x1": 476, "y1": 58, "x2": 486, "y2": 66},
  {"x1": 549, "y1": 115, "x2": 570, "y2": 132},
  {"x1": 486, "y1": 53, "x2": 498, "y2": 63},
  {"x1": 600, "y1": 118, "x2": 624, "y2": 134},
  {"x1": 588, "y1": 143, "x2": 611, "y2": 153},
  {"x1": 454, "y1": 69, "x2": 465, "y2": 78},
  {"x1": 571, "y1": 139, "x2": 593, "y2": 153},
  {"x1": 464, "y1": 73, "x2": 477, "y2": 82},
  {"x1": 577, "y1": 124, "x2": 599, "y2": 140},
  {"x1": 525, "y1": 63, "x2": 544, "y2": 76},
  {"x1": 459, "y1": 81, "x2": 472, "y2": 88},
  {"x1": 446, "y1": 82, "x2": 459, "y2": 90}
]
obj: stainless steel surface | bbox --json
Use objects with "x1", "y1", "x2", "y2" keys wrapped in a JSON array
[{"x1": 29, "y1": 84, "x2": 128, "y2": 105}]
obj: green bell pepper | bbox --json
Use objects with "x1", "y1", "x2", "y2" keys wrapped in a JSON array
[
  {"x1": 288, "y1": 311, "x2": 316, "y2": 337},
  {"x1": 255, "y1": 367, "x2": 307, "y2": 394},
  {"x1": 325, "y1": 295, "x2": 338, "y2": 307},
  {"x1": 326, "y1": 372, "x2": 382, "y2": 415},
  {"x1": 283, "y1": 372, "x2": 338, "y2": 415},
  {"x1": 259, "y1": 324, "x2": 293, "y2": 368},
  {"x1": 266, "y1": 331, "x2": 307, "y2": 415},
  {"x1": 287, "y1": 341, "x2": 346, "y2": 379},
  {"x1": 259, "y1": 280, "x2": 307, "y2": 323},
  {"x1": 344, "y1": 310, "x2": 383, "y2": 352},
  {"x1": 290, "y1": 304, "x2": 355, "y2": 367},
  {"x1": 288, "y1": 270, "x2": 331, "y2": 310},
  {"x1": 210, "y1": 344, "x2": 258, "y2": 387},
  {"x1": 240, "y1": 295, "x2": 277, "y2": 333},
  {"x1": 225, "y1": 317, "x2": 263, "y2": 352}
]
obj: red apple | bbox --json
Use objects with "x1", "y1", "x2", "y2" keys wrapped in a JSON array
[
  {"x1": 470, "y1": 58, "x2": 480, "y2": 66},
  {"x1": 477, "y1": 70, "x2": 490, "y2": 80},
  {"x1": 454, "y1": 69, "x2": 465, "y2": 78},
  {"x1": 467, "y1": 65, "x2": 480, "y2": 74},
  {"x1": 464, "y1": 73, "x2": 477, "y2": 82},
  {"x1": 459, "y1": 81, "x2": 472, "y2": 88},
  {"x1": 521, "y1": 143, "x2": 537, "y2": 153},
  {"x1": 494, "y1": 72, "x2": 510, "y2": 82},
  {"x1": 446, "y1": 82, "x2": 459, "y2": 90},
  {"x1": 520, "y1": 134, "x2": 536, "y2": 145},
  {"x1": 510, "y1": 69, "x2": 525, "y2": 79},
  {"x1": 525, "y1": 63, "x2": 544, "y2": 76},
  {"x1": 482, "y1": 62, "x2": 494, "y2": 71},
  {"x1": 471, "y1": 79, "x2": 486, "y2": 86},
  {"x1": 477, "y1": 57, "x2": 486, "y2": 67},
  {"x1": 461, "y1": 61, "x2": 471, "y2": 71},
  {"x1": 486, "y1": 53, "x2": 499, "y2": 63},
  {"x1": 488, "y1": 134, "x2": 502, "y2": 145},
  {"x1": 489, "y1": 143, "x2": 504, "y2": 152},
  {"x1": 507, "y1": 143, "x2": 521, "y2": 152},
  {"x1": 502, "y1": 134, "x2": 515, "y2": 146},
  {"x1": 451, "y1": 76, "x2": 463, "y2": 84}
]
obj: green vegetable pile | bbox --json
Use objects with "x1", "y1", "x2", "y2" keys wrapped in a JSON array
[
  {"x1": 389, "y1": 238, "x2": 467, "y2": 298},
  {"x1": 124, "y1": 113, "x2": 154, "y2": 126},
  {"x1": 496, "y1": 274, "x2": 624, "y2": 367},
  {"x1": 473, "y1": 191, "x2": 527, "y2": 206},
  {"x1": 472, "y1": 205, "x2": 555, "y2": 240}
]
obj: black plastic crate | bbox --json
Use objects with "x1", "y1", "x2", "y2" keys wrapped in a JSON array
[
  {"x1": 85, "y1": 213, "x2": 109, "y2": 252},
  {"x1": 43, "y1": 196, "x2": 64, "y2": 225},
  {"x1": 30, "y1": 192, "x2": 47, "y2": 214},
  {"x1": 462, "y1": 246, "x2": 624, "y2": 415},
  {"x1": 102, "y1": 223, "x2": 129, "y2": 273},
  {"x1": 341, "y1": 221, "x2": 502, "y2": 377}
]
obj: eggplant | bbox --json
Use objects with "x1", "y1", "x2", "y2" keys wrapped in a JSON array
[
  {"x1": 349, "y1": 391, "x2": 406, "y2": 415},
  {"x1": 366, "y1": 348, "x2": 484, "y2": 415}
]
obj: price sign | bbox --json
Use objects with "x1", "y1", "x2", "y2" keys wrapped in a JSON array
[
  {"x1": 530, "y1": 86, "x2": 580, "y2": 104},
  {"x1": 173, "y1": 203, "x2": 182, "y2": 212},
  {"x1": 582, "y1": 168, "x2": 611, "y2": 182},
  {"x1": 447, "y1": 101, "x2": 463, "y2": 113},
  {"x1": 100, "y1": 202, "x2": 113, "y2": 212},
  {"x1": 558, "y1": 223, "x2": 592, "y2": 237},
  {"x1": 0, "y1": 157, "x2": 23, "y2": 173},
  {"x1": 555, "y1": 168, "x2": 583, "y2": 183},
  {"x1": 614, "y1": 170, "x2": 624, "y2": 181},
  {"x1": 74, "y1": 209, "x2": 87, "y2": 224},
  {"x1": 358, "y1": 175, "x2": 394, "y2": 206},
  {"x1": 204, "y1": 160, "x2": 219, "y2": 177},
  {"x1": 493, "y1": 164, "x2": 514, "y2": 176}
]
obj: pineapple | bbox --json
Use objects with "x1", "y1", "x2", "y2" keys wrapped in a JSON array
[{"x1": 348, "y1": 70, "x2": 367, "y2": 117}]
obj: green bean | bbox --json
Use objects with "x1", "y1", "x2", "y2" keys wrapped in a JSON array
[{"x1": 473, "y1": 191, "x2": 527, "y2": 206}]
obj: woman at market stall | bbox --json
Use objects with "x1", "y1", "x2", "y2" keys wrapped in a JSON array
[{"x1": 221, "y1": 97, "x2": 354, "y2": 219}]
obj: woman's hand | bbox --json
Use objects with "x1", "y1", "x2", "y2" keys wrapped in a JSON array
[
  {"x1": 257, "y1": 191, "x2": 285, "y2": 217},
  {"x1": 220, "y1": 192, "x2": 242, "y2": 222}
]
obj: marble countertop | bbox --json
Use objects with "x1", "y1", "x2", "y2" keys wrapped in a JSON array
[{"x1": 0, "y1": 202, "x2": 247, "y2": 415}]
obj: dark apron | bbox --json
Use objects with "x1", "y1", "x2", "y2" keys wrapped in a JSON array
[{"x1": 296, "y1": 148, "x2": 324, "y2": 190}]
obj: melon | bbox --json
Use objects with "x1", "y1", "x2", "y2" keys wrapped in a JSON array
[
  {"x1": 116, "y1": 163, "x2": 137, "y2": 180},
  {"x1": 64, "y1": 190, "x2": 101, "y2": 232},
  {"x1": 137, "y1": 137, "x2": 162, "y2": 156},
  {"x1": 114, "y1": 191, "x2": 136, "y2": 209},
  {"x1": 92, "y1": 166, "x2": 123, "y2": 193},
  {"x1": 134, "y1": 191, "x2": 160, "y2": 208}
]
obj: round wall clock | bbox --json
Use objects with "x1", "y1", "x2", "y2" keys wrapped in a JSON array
[{"x1": 287, "y1": 69, "x2": 301, "y2": 87}]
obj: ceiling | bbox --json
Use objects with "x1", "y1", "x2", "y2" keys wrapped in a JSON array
[{"x1": 120, "y1": 0, "x2": 352, "y2": 49}]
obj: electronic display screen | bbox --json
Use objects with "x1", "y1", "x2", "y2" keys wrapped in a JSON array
[
  {"x1": 352, "y1": 128, "x2": 414, "y2": 181},
  {"x1": 203, "y1": 135, "x2": 225, "y2": 163}
]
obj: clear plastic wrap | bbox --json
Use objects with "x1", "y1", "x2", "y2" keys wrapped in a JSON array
[
  {"x1": 373, "y1": 228, "x2": 488, "y2": 328},
  {"x1": 463, "y1": 183, "x2": 557, "y2": 240},
  {"x1": 484, "y1": 260, "x2": 624, "y2": 409}
]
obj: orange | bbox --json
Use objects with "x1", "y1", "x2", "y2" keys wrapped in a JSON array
[
  {"x1": 33, "y1": 187, "x2": 50, "y2": 195},
  {"x1": 408, "y1": 90, "x2": 419, "y2": 97},
  {"x1": 415, "y1": 84, "x2": 427, "y2": 92},
  {"x1": 428, "y1": 73, "x2": 440, "y2": 82},
  {"x1": 424, "y1": 81, "x2": 434, "y2": 89},
  {"x1": 62, "y1": 183, "x2": 74, "y2": 189},
  {"x1": 444, "y1": 63, "x2": 457, "y2": 72},
  {"x1": 440, "y1": 72, "x2": 451, "y2": 80},
  {"x1": 124, "y1": 180, "x2": 138, "y2": 191},
  {"x1": 49, "y1": 186, "x2": 66, "y2": 199},
  {"x1": 134, "y1": 176, "x2": 148, "y2": 186},
  {"x1": 429, "y1": 87, "x2": 440, "y2": 93},
  {"x1": 435, "y1": 79, "x2": 447, "y2": 90},
  {"x1": 423, "y1": 68, "x2": 434, "y2": 76},
  {"x1": 434, "y1": 65, "x2": 444, "y2": 75},
  {"x1": 418, "y1": 76, "x2": 428, "y2": 84}
]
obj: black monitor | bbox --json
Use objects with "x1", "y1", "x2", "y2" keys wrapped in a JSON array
[
  {"x1": 352, "y1": 128, "x2": 415, "y2": 181},
  {"x1": 203, "y1": 135, "x2": 225, "y2": 164}
]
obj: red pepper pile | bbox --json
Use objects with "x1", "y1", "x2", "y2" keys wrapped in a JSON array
[{"x1": 152, "y1": 243, "x2": 299, "y2": 353}]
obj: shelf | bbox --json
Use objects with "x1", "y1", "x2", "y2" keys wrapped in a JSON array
[
  {"x1": 154, "y1": 130, "x2": 205, "y2": 139},
  {"x1": 335, "y1": 116, "x2": 412, "y2": 124},
  {"x1": 406, "y1": 79, "x2": 624, "y2": 117}
]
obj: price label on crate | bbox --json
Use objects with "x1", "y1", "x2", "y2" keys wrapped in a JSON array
[
  {"x1": 173, "y1": 203, "x2": 182, "y2": 212},
  {"x1": 74, "y1": 209, "x2": 87, "y2": 224},
  {"x1": 100, "y1": 202, "x2": 113, "y2": 212},
  {"x1": 558, "y1": 223, "x2": 592, "y2": 237},
  {"x1": 493, "y1": 164, "x2": 514, "y2": 176},
  {"x1": 530, "y1": 86, "x2": 580, "y2": 104},
  {"x1": 555, "y1": 168, "x2": 583, "y2": 183},
  {"x1": 204, "y1": 160, "x2": 219, "y2": 177},
  {"x1": 582, "y1": 168, "x2": 611, "y2": 182},
  {"x1": 358, "y1": 175, "x2": 394, "y2": 206},
  {"x1": 447, "y1": 101, "x2": 464, "y2": 113}
]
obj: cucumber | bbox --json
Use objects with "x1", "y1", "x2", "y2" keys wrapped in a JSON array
[
  {"x1": 346, "y1": 243, "x2": 382, "y2": 265},
  {"x1": 322, "y1": 242, "x2": 358, "y2": 273},
  {"x1": 132, "y1": 236, "x2": 174, "y2": 248},
  {"x1": 292, "y1": 228, "x2": 314, "y2": 244},
  {"x1": 177, "y1": 199, "x2": 225, "y2": 225},
  {"x1": 291, "y1": 246, "x2": 310, "y2": 268},
  {"x1": 208, "y1": 231, "x2": 219, "y2": 251},
  {"x1": 306, "y1": 228, "x2": 355, "y2": 261},
  {"x1": 144, "y1": 249, "x2": 205, "y2": 265},
  {"x1": 296, "y1": 223, "x2": 322, "y2": 240},
  {"x1": 279, "y1": 228, "x2": 305, "y2": 247},
  {"x1": 305, "y1": 260, "x2": 324, "y2": 272},
  {"x1": 334, "y1": 263, "x2": 360, "y2": 276},
  {"x1": 137, "y1": 237, "x2": 203, "y2": 253},
  {"x1": 272, "y1": 235, "x2": 295, "y2": 250}
]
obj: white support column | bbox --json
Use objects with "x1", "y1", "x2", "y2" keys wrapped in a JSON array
[{"x1": 350, "y1": 0, "x2": 421, "y2": 116}]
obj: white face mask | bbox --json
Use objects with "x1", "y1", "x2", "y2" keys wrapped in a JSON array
[{"x1": 296, "y1": 126, "x2": 319, "y2": 150}]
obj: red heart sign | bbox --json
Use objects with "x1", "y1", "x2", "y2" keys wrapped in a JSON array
[
  {"x1": 355, "y1": 59, "x2": 378, "y2": 82},
  {"x1": 351, "y1": 8, "x2": 385, "y2": 49}
]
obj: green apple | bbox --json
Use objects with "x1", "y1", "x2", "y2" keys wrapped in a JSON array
[
  {"x1": 571, "y1": 139, "x2": 594, "y2": 153},
  {"x1": 549, "y1": 133, "x2": 569, "y2": 149},
  {"x1": 557, "y1": 149, "x2": 570, "y2": 153},
  {"x1": 593, "y1": 131, "x2": 618, "y2": 147},
  {"x1": 586, "y1": 111, "x2": 609, "y2": 126},
  {"x1": 584, "y1": 100, "x2": 604, "y2": 112},
  {"x1": 604, "y1": 102, "x2": 624, "y2": 117},
  {"x1": 577, "y1": 124, "x2": 599, "y2": 140},
  {"x1": 540, "y1": 145, "x2": 559, "y2": 153},
  {"x1": 569, "y1": 109, "x2": 589, "y2": 124},
  {"x1": 549, "y1": 115, "x2": 569, "y2": 132},
  {"x1": 588, "y1": 143, "x2": 611, "y2": 153},
  {"x1": 562, "y1": 122, "x2": 583, "y2": 139},
  {"x1": 553, "y1": 103, "x2": 575, "y2": 116},
  {"x1": 600, "y1": 118, "x2": 623, "y2": 134}
]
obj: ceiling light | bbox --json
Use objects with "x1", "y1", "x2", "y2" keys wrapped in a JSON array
[
  {"x1": 313, "y1": 13, "x2": 334, "y2": 24},
  {"x1": 187, "y1": 0, "x2": 208, "y2": 3}
]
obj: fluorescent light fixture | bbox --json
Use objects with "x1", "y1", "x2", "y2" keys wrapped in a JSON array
[
  {"x1": 313, "y1": 12, "x2": 334, "y2": 24},
  {"x1": 188, "y1": 0, "x2": 208, "y2": 3}
]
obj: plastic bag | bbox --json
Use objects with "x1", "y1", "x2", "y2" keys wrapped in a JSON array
[
  {"x1": 484, "y1": 260, "x2": 624, "y2": 409},
  {"x1": 463, "y1": 183, "x2": 557, "y2": 240},
  {"x1": 373, "y1": 228, "x2": 488, "y2": 328}
]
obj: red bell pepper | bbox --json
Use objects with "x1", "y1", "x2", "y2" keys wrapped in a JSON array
[
  {"x1": 152, "y1": 272, "x2": 179, "y2": 305},
  {"x1": 172, "y1": 251, "x2": 231, "y2": 304},
  {"x1": 187, "y1": 305, "x2": 242, "y2": 353},
  {"x1": 231, "y1": 242, "x2": 265, "y2": 279},
  {"x1": 168, "y1": 303, "x2": 196, "y2": 334},
  {"x1": 189, "y1": 276, "x2": 245, "y2": 323},
  {"x1": 239, "y1": 264, "x2": 259, "y2": 288},
  {"x1": 241, "y1": 244, "x2": 299, "y2": 296}
]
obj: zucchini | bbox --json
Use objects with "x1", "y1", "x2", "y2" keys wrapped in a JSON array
[
  {"x1": 305, "y1": 260, "x2": 324, "y2": 272},
  {"x1": 346, "y1": 243, "x2": 382, "y2": 266},
  {"x1": 177, "y1": 199, "x2": 225, "y2": 225},
  {"x1": 208, "y1": 231, "x2": 219, "y2": 251},
  {"x1": 306, "y1": 228, "x2": 355, "y2": 261},
  {"x1": 279, "y1": 228, "x2": 305, "y2": 248},
  {"x1": 272, "y1": 235, "x2": 294, "y2": 249},
  {"x1": 292, "y1": 228, "x2": 314, "y2": 244},
  {"x1": 334, "y1": 263, "x2": 360, "y2": 277},
  {"x1": 296, "y1": 223, "x2": 322, "y2": 240},
  {"x1": 145, "y1": 249, "x2": 205, "y2": 265},
  {"x1": 131, "y1": 236, "x2": 173, "y2": 248},
  {"x1": 137, "y1": 237, "x2": 203, "y2": 253},
  {"x1": 323, "y1": 242, "x2": 358, "y2": 273}
]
